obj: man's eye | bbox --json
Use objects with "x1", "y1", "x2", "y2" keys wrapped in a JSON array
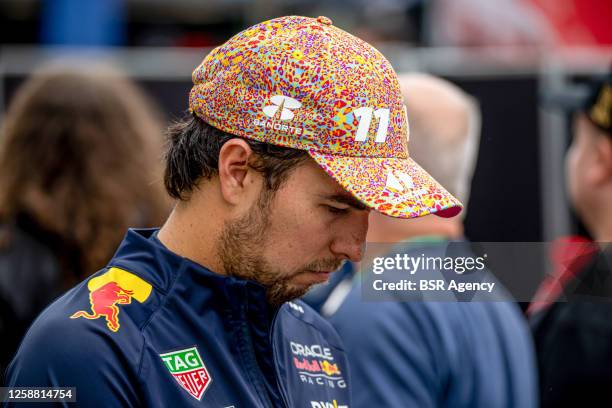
[{"x1": 325, "y1": 205, "x2": 349, "y2": 214}]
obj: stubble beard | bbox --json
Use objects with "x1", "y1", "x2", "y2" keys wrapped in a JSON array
[{"x1": 216, "y1": 189, "x2": 312, "y2": 306}]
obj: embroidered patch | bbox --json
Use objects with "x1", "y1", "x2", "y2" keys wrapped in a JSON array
[
  {"x1": 160, "y1": 347, "x2": 212, "y2": 400},
  {"x1": 70, "y1": 267, "x2": 152, "y2": 332}
]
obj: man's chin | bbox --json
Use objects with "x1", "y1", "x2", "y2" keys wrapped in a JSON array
[
  {"x1": 288, "y1": 270, "x2": 333, "y2": 287},
  {"x1": 266, "y1": 282, "x2": 313, "y2": 307}
]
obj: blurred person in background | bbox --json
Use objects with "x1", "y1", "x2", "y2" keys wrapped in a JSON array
[
  {"x1": 327, "y1": 74, "x2": 538, "y2": 407},
  {"x1": 0, "y1": 66, "x2": 170, "y2": 380},
  {"x1": 531, "y1": 71, "x2": 612, "y2": 407}
]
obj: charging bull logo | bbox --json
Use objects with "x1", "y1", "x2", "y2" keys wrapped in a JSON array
[
  {"x1": 320, "y1": 360, "x2": 341, "y2": 376},
  {"x1": 70, "y1": 267, "x2": 152, "y2": 332}
]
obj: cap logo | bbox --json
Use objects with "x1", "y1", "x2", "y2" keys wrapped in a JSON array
[
  {"x1": 263, "y1": 94, "x2": 302, "y2": 121},
  {"x1": 385, "y1": 170, "x2": 414, "y2": 192},
  {"x1": 385, "y1": 170, "x2": 428, "y2": 202}
]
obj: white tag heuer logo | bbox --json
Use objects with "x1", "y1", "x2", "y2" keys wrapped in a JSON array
[{"x1": 263, "y1": 94, "x2": 302, "y2": 121}]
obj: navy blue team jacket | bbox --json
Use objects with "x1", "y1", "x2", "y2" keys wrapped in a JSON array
[{"x1": 5, "y1": 229, "x2": 351, "y2": 407}]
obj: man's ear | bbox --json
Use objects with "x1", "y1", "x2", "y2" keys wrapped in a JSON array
[
  {"x1": 218, "y1": 139, "x2": 257, "y2": 205},
  {"x1": 592, "y1": 133, "x2": 612, "y2": 185}
]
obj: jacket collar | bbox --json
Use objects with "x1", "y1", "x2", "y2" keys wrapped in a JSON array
[{"x1": 110, "y1": 228, "x2": 272, "y2": 313}]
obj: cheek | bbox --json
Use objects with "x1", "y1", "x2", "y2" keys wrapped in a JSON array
[
  {"x1": 565, "y1": 143, "x2": 586, "y2": 203},
  {"x1": 260, "y1": 201, "x2": 332, "y2": 268}
]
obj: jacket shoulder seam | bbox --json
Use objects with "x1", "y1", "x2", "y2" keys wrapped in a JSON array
[{"x1": 139, "y1": 260, "x2": 187, "y2": 333}]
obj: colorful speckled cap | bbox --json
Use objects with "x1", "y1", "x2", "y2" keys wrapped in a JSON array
[{"x1": 190, "y1": 15, "x2": 462, "y2": 218}]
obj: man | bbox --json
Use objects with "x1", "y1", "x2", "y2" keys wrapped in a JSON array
[
  {"x1": 328, "y1": 74, "x2": 538, "y2": 407},
  {"x1": 4, "y1": 16, "x2": 461, "y2": 407},
  {"x1": 531, "y1": 71, "x2": 612, "y2": 407}
]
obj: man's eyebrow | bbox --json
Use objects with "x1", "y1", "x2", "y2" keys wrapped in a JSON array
[{"x1": 322, "y1": 193, "x2": 368, "y2": 211}]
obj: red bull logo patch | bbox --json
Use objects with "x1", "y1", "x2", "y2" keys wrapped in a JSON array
[
  {"x1": 290, "y1": 341, "x2": 346, "y2": 389},
  {"x1": 70, "y1": 267, "x2": 152, "y2": 332},
  {"x1": 293, "y1": 357, "x2": 341, "y2": 376},
  {"x1": 159, "y1": 346, "x2": 212, "y2": 400}
]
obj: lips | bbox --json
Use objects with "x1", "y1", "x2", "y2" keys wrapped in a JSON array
[{"x1": 305, "y1": 270, "x2": 332, "y2": 284}]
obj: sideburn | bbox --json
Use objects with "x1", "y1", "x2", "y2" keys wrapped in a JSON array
[
  {"x1": 216, "y1": 185, "x2": 314, "y2": 306},
  {"x1": 216, "y1": 187, "x2": 274, "y2": 280}
]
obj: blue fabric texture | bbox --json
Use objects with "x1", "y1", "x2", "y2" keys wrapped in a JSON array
[{"x1": 5, "y1": 228, "x2": 350, "y2": 407}]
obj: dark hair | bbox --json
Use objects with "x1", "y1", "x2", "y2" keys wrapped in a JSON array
[
  {"x1": 164, "y1": 114, "x2": 309, "y2": 200},
  {"x1": 0, "y1": 66, "x2": 171, "y2": 278}
]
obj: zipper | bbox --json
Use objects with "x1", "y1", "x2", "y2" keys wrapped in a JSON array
[
  {"x1": 234, "y1": 284, "x2": 276, "y2": 408},
  {"x1": 269, "y1": 306, "x2": 290, "y2": 408}
]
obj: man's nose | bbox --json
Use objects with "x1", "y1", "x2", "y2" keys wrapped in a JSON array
[{"x1": 329, "y1": 210, "x2": 370, "y2": 262}]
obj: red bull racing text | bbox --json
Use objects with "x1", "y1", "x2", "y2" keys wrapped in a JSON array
[{"x1": 290, "y1": 341, "x2": 347, "y2": 389}]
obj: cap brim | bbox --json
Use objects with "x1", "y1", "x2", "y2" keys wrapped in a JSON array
[{"x1": 309, "y1": 152, "x2": 463, "y2": 219}]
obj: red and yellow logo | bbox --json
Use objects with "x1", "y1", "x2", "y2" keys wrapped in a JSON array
[
  {"x1": 70, "y1": 267, "x2": 152, "y2": 332},
  {"x1": 320, "y1": 360, "x2": 341, "y2": 376}
]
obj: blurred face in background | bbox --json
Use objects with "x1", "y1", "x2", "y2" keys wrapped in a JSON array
[{"x1": 565, "y1": 113, "x2": 610, "y2": 229}]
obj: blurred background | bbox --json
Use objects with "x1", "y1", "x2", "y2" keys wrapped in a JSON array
[{"x1": 0, "y1": 0, "x2": 611, "y2": 244}]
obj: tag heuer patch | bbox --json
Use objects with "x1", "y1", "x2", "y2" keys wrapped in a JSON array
[{"x1": 160, "y1": 346, "x2": 212, "y2": 400}]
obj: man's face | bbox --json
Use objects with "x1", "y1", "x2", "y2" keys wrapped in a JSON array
[
  {"x1": 566, "y1": 114, "x2": 599, "y2": 219},
  {"x1": 217, "y1": 159, "x2": 370, "y2": 305}
]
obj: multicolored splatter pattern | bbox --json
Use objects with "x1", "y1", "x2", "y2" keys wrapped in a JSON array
[
  {"x1": 189, "y1": 15, "x2": 462, "y2": 219},
  {"x1": 310, "y1": 153, "x2": 462, "y2": 219}
]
